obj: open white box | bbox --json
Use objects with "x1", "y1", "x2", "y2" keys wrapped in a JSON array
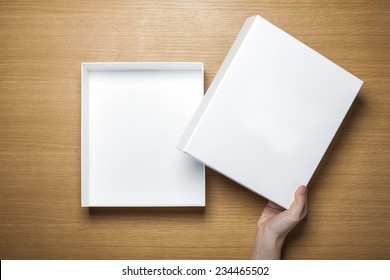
[
  {"x1": 178, "y1": 15, "x2": 364, "y2": 209},
  {"x1": 81, "y1": 62, "x2": 205, "y2": 207}
]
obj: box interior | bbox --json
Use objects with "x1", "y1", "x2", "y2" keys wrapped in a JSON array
[{"x1": 82, "y1": 63, "x2": 205, "y2": 206}]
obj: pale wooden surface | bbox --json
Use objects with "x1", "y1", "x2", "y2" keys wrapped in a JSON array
[{"x1": 0, "y1": 0, "x2": 389, "y2": 260}]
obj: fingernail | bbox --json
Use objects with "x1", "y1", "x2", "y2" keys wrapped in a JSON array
[{"x1": 300, "y1": 185, "x2": 306, "y2": 195}]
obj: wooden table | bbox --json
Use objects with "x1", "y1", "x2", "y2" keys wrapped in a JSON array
[{"x1": 0, "y1": 0, "x2": 389, "y2": 259}]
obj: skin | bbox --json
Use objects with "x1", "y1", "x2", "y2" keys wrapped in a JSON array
[{"x1": 252, "y1": 185, "x2": 308, "y2": 259}]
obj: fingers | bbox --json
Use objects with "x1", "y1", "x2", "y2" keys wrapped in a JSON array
[
  {"x1": 288, "y1": 185, "x2": 308, "y2": 222},
  {"x1": 266, "y1": 201, "x2": 285, "y2": 212}
]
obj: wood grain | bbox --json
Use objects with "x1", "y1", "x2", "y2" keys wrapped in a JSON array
[{"x1": 0, "y1": 0, "x2": 389, "y2": 259}]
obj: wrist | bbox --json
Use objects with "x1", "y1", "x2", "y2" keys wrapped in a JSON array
[{"x1": 252, "y1": 225, "x2": 285, "y2": 260}]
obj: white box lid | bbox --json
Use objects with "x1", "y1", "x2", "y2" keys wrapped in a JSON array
[{"x1": 177, "y1": 16, "x2": 363, "y2": 208}]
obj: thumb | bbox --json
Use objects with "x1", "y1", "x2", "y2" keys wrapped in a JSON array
[{"x1": 287, "y1": 185, "x2": 307, "y2": 222}]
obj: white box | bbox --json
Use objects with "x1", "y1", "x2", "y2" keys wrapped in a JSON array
[
  {"x1": 177, "y1": 15, "x2": 363, "y2": 208},
  {"x1": 82, "y1": 62, "x2": 205, "y2": 207}
]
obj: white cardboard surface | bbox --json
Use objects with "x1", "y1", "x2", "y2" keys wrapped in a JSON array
[
  {"x1": 82, "y1": 62, "x2": 205, "y2": 207},
  {"x1": 178, "y1": 15, "x2": 363, "y2": 209}
]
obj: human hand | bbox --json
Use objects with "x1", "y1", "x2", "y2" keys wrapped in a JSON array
[{"x1": 252, "y1": 185, "x2": 308, "y2": 259}]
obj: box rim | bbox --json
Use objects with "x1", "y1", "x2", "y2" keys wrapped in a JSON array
[{"x1": 81, "y1": 62, "x2": 205, "y2": 207}]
